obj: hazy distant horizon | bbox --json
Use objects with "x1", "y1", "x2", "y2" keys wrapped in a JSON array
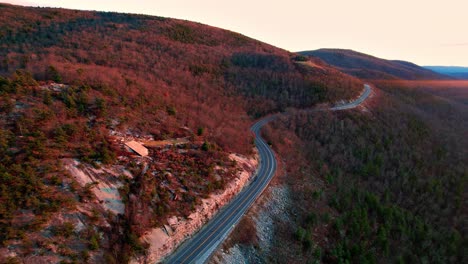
[{"x1": 4, "y1": 0, "x2": 468, "y2": 67}]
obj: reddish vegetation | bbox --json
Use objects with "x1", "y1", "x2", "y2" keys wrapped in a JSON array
[
  {"x1": 124, "y1": 147, "x2": 237, "y2": 235},
  {"x1": 1, "y1": 3, "x2": 466, "y2": 264},
  {"x1": 0, "y1": 3, "x2": 363, "y2": 153},
  {"x1": 257, "y1": 82, "x2": 466, "y2": 263},
  {"x1": 300, "y1": 49, "x2": 451, "y2": 80},
  {"x1": 373, "y1": 80, "x2": 468, "y2": 105},
  {"x1": 0, "y1": 3, "x2": 363, "y2": 263},
  {"x1": 372, "y1": 80, "x2": 468, "y2": 143}
]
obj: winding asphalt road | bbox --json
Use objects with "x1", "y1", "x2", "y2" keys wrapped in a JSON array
[
  {"x1": 163, "y1": 84, "x2": 371, "y2": 264},
  {"x1": 331, "y1": 84, "x2": 371, "y2": 110}
]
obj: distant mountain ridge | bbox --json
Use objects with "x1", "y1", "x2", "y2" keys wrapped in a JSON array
[
  {"x1": 424, "y1": 66, "x2": 468, "y2": 79},
  {"x1": 299, "y1": 49, "x2": 451, "y2": 80}
]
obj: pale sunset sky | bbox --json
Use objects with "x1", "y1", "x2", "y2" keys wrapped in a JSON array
[{"x1": 4, "y1": 0, "x2": 468, "y2": 66}]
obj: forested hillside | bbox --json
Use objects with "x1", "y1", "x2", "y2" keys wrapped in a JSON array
[
  {"x1": 0, "y1": 3, "x2": 362, "y2": 263},
  {"x1": 259, "y1": 82, "x2": 467, "y2": 263},
  {"x1": 300, "y1": 49, "x2": 450, "y2": 80},
  {"x1": 0, "y1": 4, "x2": 362, "y2": 121}
]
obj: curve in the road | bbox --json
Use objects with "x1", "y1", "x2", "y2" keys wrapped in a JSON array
[
  {"x1": 331, "y1": 84, "x2": 371, "y2": 110},
  {"x1": 164, "y1": 84, "x2": 372, "y2": 264}
]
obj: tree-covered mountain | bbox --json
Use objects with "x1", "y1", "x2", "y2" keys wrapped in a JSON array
[
  {"x1": 300, "y1": 49, "x2": 451, "y2": 80},
  {"x1": 0, "y1": 3, "x2": 362, "y2": 263},
  {"x1": 224, "y1": 65, "x2": 467, "y2": 264},
  {"x1": 260, "y1": 83, "x2": 466, "y2": 262},
  {"x1": 2, "y1": 3, "x2": 465, "y2": 264}
]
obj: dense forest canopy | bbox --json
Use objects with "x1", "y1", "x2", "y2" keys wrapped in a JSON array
[
  {"x1": 0, "y1": 3, "x2": 363, "y2": 263},
  {"x1": 261, "y1": 81, "x2": 467, "y2": 263},
  {"x1": 3, "y1": 3, "x2": 463, "y2": 264},
  {"x1": 300, "y1": 49, "x2": 451, "y2": 80}
]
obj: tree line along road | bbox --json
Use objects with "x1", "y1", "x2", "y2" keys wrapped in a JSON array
[{"x1": 164, "y1": 84, "x2": 372, "y2": 264}]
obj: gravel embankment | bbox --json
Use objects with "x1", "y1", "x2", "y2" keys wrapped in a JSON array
[{"x1": 213, "y1": 185, "x2": 292, "y2": 263}]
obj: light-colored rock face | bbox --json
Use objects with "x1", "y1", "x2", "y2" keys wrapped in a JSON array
[
  {"x1": 39, "y1": 82, "x2": 69, "y2": 92},
  {"x1": 255, "y1": 186, "x2": 291, "y2": 250},
  {"x1": 137, "y1": 151, "x2": 258, "y2": 264},
  {"x1": 63, "y1": 159, "x2": 130, "y2": 215},
  {"x1": 216, "y1": 245, "x2": 248, "y2": 264},
  {"x1": 144, "y1": 228, "x2": 169, "y2": 253},
  {"x1": 213, "y1": 186, "x2": 292, "y2": 264},
  {"x1": 167, "y1": 216, "x2": 178, "y2": 226}
]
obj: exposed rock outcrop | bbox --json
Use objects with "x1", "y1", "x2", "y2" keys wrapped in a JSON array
[
  {"x1": 212, "y1": 186, "x2": 292, "y2": 264},
  {"x1": 134, "y1": 152, "x2": 258, "y2": 263},
  {"x1": 63, "y1": 159, "x2": 132, "y2": 215}
]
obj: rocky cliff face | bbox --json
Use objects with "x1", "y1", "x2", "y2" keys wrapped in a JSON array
[
  {"x1": 63, "y1": 159, "x2": 132, "y2": 216},
  {"x1": 133, "y1": 152, "x2": 258, "y2": 263}
]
